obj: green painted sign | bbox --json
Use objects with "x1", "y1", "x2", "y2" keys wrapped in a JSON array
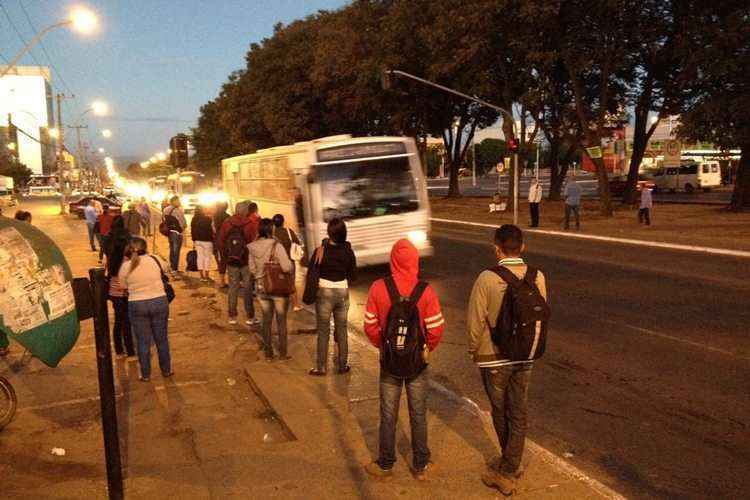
[{"x1": 0, "y1": 217, "x2": 80, "y2": 367}]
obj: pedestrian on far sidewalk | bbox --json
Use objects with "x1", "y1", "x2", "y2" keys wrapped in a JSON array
[
  {"x1": 217, "y1": 201, "x2": 260, "y2": 326},
  {"x1": 563, "y1": 175, "x2": 582, "y2": 230},
  {"x1": 363, "y1": 239, "x2": 445, "y2": 481},
  {"x1": 97, "y1": 206, "x2": 114, "y2": 263},
  {"x1": 212, "y1": 201, "x2": 231, "y2": 288},
  {"x1": 83, "y1": 200, "x2": 98, "y2": 251},
  {"x1": 248, "y1": 218, "x2": 293, "y2": 361},
  {"x1": 528, "y1": 178, "x2": 543, "y2": 227},
  {"x1": 309, "y1": 218, "x2": 356, "y2": 376},
  {"x1": 639, "y1": 186, "x2": 653, "y2": 226},
  {"x1": 118, "y1": 237, "x2": 172, "y2": 382},
  {"x1": 272, "y1": 213, "x2": 303, "y2": 311},
  {"x1": 106, "y1": 216, "x2": 135, "y2": 357},
  {"x1": 137, "y1": 197, "x2": 152, "y2": 236},
  {"x1": 467, "y1": 225, "x2": 548, "y2": 495},
  {"x1": 190, "y1": 205, "x2": 215, "y2": 281},
  {"x1": 163, "y1": 196, "x2": 186, "y2": 272},
  {"x1": 121, "y1": 202, "x2": 142, "y2": 237}
]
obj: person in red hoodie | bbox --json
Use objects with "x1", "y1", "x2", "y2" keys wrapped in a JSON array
[
  {"x1": 217, "y1": 201, "x2": 260, "y2": 326},
  {"x1": 97, "y1": 205, "x2": 115, "y2": 263},
  {"x1": 363, "y1": 239, "x2": 445, "y2": 481}
]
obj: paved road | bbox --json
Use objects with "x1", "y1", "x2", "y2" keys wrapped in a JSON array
[
  {"x1": 345, "y1": 221, "x2": 750, "y2": 499},
  {"x1": 427, "y1": 174, "x2": 734, "y2": 204}
]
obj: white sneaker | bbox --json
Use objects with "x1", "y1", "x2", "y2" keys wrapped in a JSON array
[
  {"x1": 229, "y1": 318, "x2": 238, "y2": 325},
  {"x1": 246, "y1": 318, "x2": 260, "y2": 326}
]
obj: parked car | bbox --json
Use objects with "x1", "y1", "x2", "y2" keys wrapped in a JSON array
[
  {"x1": 69, "y1": 196, "x2": 122, "y2": 219},
  {"x1": 651, "y1": 161, "x2": 721, "y2": 193},
  {"x1": 609, "y1": 175, "x2": 655, "y2": 196}
]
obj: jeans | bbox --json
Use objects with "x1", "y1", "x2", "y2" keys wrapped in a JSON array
[
  {"x1": 564, "y1": 203, "x2": 580, "y2": 229},
  {"x1": 98, "y1": 234, "x2": 110, "y2": 261},
  {"x1": 639, "y1": 207, "x2": 651, "y2": 225},
  {"x1": 481, "y1": 364, "x2": 533, "y2": 475},
  {"x1": 168, "y1": 231, "x2": 183, "y2": 271},
  {"x1": 315, "y1": 288, "x2": 349, "y2": 372},
  {"x1": 258, "y1": 294, "x2": 289, "y2": 358},
  {"x1": 227, "y1": 265, "x2": 255, "y2": 319},
  {"x1": 111, "y1": 297, "x2": 135, "y2": 356},
  {"x1": 86, "y1": 223, "x2": 96, "y2": 250},
  {"x1": 128, "y1": 296, "x2": 171, "y2": 379},
  {"x1": 529, "y1": 202, "x2": 540, "y2": 227},
  {"x1": 378, "y1": 368, "x2": 430, "y2": 471},
  {"x1": 140, "y1": 217, "x2": 151, "y2": 236}
]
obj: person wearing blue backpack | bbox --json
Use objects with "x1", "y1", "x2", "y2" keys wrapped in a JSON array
[
  {"x1": 467, "y1": 224, "x2": 549, "y2": 496},
  {"x1": 363, "y1": 239, "x2": 445, "y2": 481}
]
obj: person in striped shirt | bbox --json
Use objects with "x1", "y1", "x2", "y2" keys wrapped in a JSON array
[
  {"x1": 363, "y1": 239, "x2": 445, "y2": 481},
  {"x1": 467, "y1": 224, "x2": 547, "y2": 495}
]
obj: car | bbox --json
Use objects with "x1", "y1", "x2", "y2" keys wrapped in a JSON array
[
  {"x1": 69, "y1": 196, "x2": 122, "y2": 219},
  {"x1": 608, "y1": 175, "x2": 655, "y2": 196}
]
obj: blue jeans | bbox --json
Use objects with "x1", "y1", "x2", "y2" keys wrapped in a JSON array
[
  {"x1": 564, "y1": 204, "x2": 580, "y2": 229},
  {"x1": 315, "y1": 288, "x2": 349, "y2": 372},
  {"x1": 86, "y1": 223, "x2": 96, "y2": 250},
  {"x1": 111, "y1": 297, "x2": 134, "y2": 356},
  {"x1": 258, "y1": 294, "x2": 289, "y2": 358},
  {"x1": 378, "y1": 368, "x2": 430, "y2": 471},
  {"x1": 98, "y1": 234, "x2": 110, "y2": 261},
  {"x1": 481, "y1": 364, "x2": 533, "y2": 475},
  {"x1": 168, "y1": 231, "x2": 183, "y2": 271},
  {"x1": 227, "y1": 265, "x2": 255, "y2": 319},
  {"x1": 128, "y1": 296, "x2": 171, "y2": 379}
]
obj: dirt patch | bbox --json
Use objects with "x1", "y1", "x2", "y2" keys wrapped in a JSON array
[{"x1": 430, "y1": 196, "x2": 750, "y2": 252}]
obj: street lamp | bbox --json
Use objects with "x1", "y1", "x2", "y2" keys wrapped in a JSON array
[
  {"x1": 156, "y1": 152, "x2": 166, "y2": 161},
  {"x1": 48, "y1": 128, "x2": 60, "y2": 139},
  {"x1": 98, "y1": 147, "x2": 105, "y2": 154},
  {"x1": 0, "y1": 7, "x2": 99, "y2": 78},
  {"x1": 101, "y1": 129, "x2": 112, "y2": 138}
]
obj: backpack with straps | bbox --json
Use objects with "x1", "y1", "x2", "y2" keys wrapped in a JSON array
[
  {"x1": 381, "y1": 277, "x2": 429, "y2": 378},
  {"x1": 489, "y1": 266, "x2": 550, "y2": 361},
  {"x1": 225, "y1": 223, "x2": 248, "y2": 265}
]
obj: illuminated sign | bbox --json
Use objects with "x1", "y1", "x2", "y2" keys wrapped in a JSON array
[{"x1": 317, "y1": 142, "x2": 406, "y2": 162}]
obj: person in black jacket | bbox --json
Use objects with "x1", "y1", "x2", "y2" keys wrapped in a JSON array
[
  {"x1": 310, "y1": 218, "x2": 357, "y2": 376},
  {"x1": 213, "y1": 202, "x2": 230, "y2": 288},
  {"x1": 190, "y1": 205, "x2": 215, "y2": 281},
  {"x1": 105, "y1": 216, "x2": 135, "y2": 357}
]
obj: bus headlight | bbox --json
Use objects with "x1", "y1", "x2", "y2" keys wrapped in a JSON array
[{"x1": 407, "y1": 230, "x2": 427, "y2": 245}]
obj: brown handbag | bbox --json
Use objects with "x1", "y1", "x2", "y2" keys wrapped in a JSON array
[{"x1": 263, "y1": 242, "x2": 295, "y2": 296}]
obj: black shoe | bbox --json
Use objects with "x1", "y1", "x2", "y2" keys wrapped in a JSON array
[
  {"x1": 308, "y1": 368, "x2": 326, "y2": 376},
  {"x1": 338, "y1": 365, "x2": 351, "y2": 374}
]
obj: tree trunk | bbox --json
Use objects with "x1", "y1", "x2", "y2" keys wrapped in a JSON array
[
  {"x1": 730, "y1": 146, "x2": 750, "y2": 211},
  {"x1": 549, "y1": 141, "x2": 575, "y2": 201}
]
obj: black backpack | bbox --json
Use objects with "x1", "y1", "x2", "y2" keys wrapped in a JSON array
[
  {"x1": 489, "y1": 266, "x2": 550, "y2": 361},
  {"x1": 225, "y1": 223, "x2": 248, "y2": 265},
  {"x1": 163, "y1": 208, "x2": 182, "y2": 233},
  {"x1": 381, "y1": 277, "x2": 429, "y2": 378}
]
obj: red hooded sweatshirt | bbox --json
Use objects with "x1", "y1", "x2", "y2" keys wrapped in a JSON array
[
  {"x1": 364, "y1": 239, "x2": 445, "y2": 352},
  {"x1": 217, "y1": 213, "x2": 259, "y2": 264}
]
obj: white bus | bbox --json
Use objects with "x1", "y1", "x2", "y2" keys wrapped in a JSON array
[
  {"x1": 166, "y1": 171, "x2": 208, "y2": 212},
  {"x1": 651, "y1": 160, "x2": 722, "y2": 193},
  {"x1": 222, "y1": 135, "x2": 432, "y2": 266}
]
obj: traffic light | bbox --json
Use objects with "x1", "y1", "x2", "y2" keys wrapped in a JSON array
[
  {"x1": 169, "y1": 134, "x2": 189, "y2": 169},
  {"x1": 508, "y1": 137, "x2": 519, "y2": 154}
]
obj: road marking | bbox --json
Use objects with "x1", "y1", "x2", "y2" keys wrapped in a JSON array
[{"x1": 431, "y1": 217, "x2": 750, "y2": 258}]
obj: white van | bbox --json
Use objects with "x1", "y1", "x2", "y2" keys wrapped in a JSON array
[{"x1": 651, "y1": 161, "x2": 721, "y2": 193}]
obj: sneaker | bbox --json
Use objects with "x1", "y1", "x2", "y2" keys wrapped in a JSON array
[
  {"x1": 278, "y1": 355, "x2": 292, "y2": 361},
  {"x1": 412, "y1": 462, "x2": 436, "y2": 481},
  {"x1": 481, "y1": 469, "x2": 516, "y2": 496},
  {"x1": 488, "y1": 457, "x2": 525, "y2": 478},
  {"x1": 229, "y1": 318, "x2": 238, "y2": 325},
  {"x1": 138, "y1": 376, "x2": 150, "y2": 382},
  {"x1": 364, "y1": 461, "x2": 393, "y2": 480},
  {"x1": 246, "y1": 318, "x2": 260, "y2": 326},
  {"x1": 162, "y1": 371, "x2": 174, "y2": 378}
]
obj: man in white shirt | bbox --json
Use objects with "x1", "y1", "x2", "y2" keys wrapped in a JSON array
[
  {"x1": 527, "y1": 179, "x2": 543, "y2": 227},
  {"x1": 639, "y1": 187, "x2": 653, "y2": 226}
]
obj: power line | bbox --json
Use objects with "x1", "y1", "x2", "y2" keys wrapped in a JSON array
[
  {"x1": 16, "y1": 0, "x2": 76, "y2": 97},
  {"x1": 0, "y1": 1, "x2": 44, "y2": 67}
]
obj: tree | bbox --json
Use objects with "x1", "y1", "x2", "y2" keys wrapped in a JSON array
[
  {"x1": 677, "y1": 1, "x2": 750, "y2": 210},
  {"x1": 0, "y1": 153, "x2": 32, "y2": 187},
  {"x1": 474, "y1": 138, "x2": 507, "y2": 175}
]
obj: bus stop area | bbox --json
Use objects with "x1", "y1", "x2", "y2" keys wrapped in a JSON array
[{"x1": 0, "y1": 198, "x2": 617, "y2": 499}]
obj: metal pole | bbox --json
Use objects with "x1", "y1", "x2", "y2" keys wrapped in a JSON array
[
  {"x1": 88, "y1": 268, "x2": 124, "y2": 500},
  {"x1": 472, "y1": 139, "x2": 477, "y2": 187},
  {"x1": 0, "y1": 22, "x2": 71, "y2": 78},
  {"x1": 513, "y1": 153, "x2": 519, "y2": 225},
  {"x1": 536, "y1": 141, "x2": 540, "y2": 180}
]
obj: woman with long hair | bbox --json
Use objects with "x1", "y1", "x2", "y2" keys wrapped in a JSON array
[
  {"x1": 190, "y1": 205, "x2": 215, "y2": 281},
  {"x1": 106, "y1": 216, "x2": 135, "y2": 357},
  {"x1": 118, "y1": 237, "x2": 172, "y2": 381},
  {"x1": 248, "y1": 218, "x2": 293, "y2": 361},
  {"x1": 272, "y1": 213, "x2": 303, "y2": 311},
  {"x1": 309, "y1": 218, "x2": 356, "y2": 376}
]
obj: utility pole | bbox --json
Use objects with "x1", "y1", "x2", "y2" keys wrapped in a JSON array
[
  {"x1": 68, "y1": 124, "x2": 88, "y2": 168},
  {"x1": 56, "y1": 93, "x2": 74, "y2": 214}
]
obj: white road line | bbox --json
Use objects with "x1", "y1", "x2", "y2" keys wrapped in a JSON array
[{"x1": 431, "y1": 217, "x2": 750, "y2": 259}]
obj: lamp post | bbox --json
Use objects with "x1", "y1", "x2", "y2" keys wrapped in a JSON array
[{"x1": 0, "y1": 8, "x2": 98, "y2": 78}]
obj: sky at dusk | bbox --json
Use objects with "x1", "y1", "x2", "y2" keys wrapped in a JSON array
[{"x1": 0, "y1": 0, "x2": 349, "y2": 163}]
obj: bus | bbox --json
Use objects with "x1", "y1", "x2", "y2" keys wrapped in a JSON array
[
  {"x1": 166, "y1": 171, "x2": 207, "y2": 212},
  {"x1": 221, "y1": 135, "x2": 432, "y2": 266},
  {"x1": 147, "y1": 175, "x2": 169, "y2": 204}
]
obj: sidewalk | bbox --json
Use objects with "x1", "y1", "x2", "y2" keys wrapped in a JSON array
[{"x1": 0, "y1": 200, "x2": 621, "y2": 498}]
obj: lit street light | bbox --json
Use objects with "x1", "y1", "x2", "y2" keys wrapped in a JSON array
[
  {"x1": 98, "y1": 147, "x2": 105, "y2": 154},
  {"x1": 48, "y1": 128, "x2": 60, "y2": 139},
  {"x1": 156, "y1": 152, "x2": 166, "y2": 161},
  {"x1": 101, "y1": 129, "x2": 112, "y2": 138},
  {"x1": 0, "y1": 7, "x2": 99, "y2": 78}
]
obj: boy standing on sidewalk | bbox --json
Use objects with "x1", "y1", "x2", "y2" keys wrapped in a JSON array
[
  {"x1": 639, "y1": 186, "x2": 653, "y2": 226},
  {"x1": 467, "y1": 225, "x2": 548, "y2": 495},
  {"x1": 528, "y1": 178, "x2": 543, "y2": 227},
  {"x1": 563, "y1": 175, "x2": 582, "y2": 230},
  {"x1": 363, "y1": 239, "x2": 445, "y2": 481}
]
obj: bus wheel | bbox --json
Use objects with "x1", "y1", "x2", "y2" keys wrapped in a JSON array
[{"x1": 685, "y1": 183, "x2": 695, "y2": 194}]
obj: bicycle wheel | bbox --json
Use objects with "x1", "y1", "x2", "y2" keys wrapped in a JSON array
[{"x1": 0, "y1": 376, "x2": 17, "y2": 430}]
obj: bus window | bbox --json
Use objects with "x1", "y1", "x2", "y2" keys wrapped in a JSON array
[
  {"x1": 666, "y1": 168, "x2": 678, "y2": 175},
  {"x1": 681, "y1": 164, "x2": 698, "y2": 175},
  {"x1": 711, "y1": 165, "x2": 719, "y2": 173},
  {"x1": 702, "y1": 164, "x2": 710, "y2": 174},
  {"x1": 316, "y1": 156, "x2": 419, "y2": 222}
]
